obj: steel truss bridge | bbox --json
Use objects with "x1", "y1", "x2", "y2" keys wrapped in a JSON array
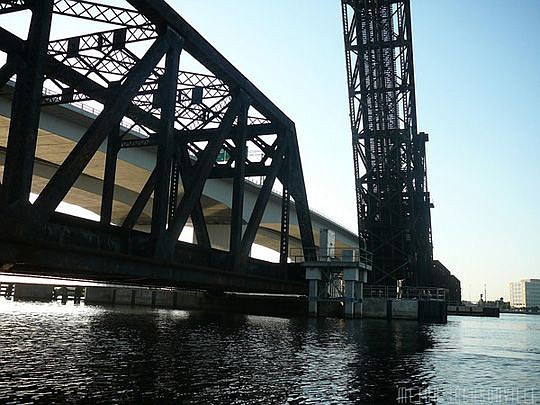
[{"x1": 0, "y1": 0, "x2": 319, "y2": 294}]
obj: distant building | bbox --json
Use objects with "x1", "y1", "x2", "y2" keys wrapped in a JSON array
[
  {"x1": 485, "y1": 298, "x2": 510, "y2": 309},
  {"x1": 509, "y1": 279, "x2": 540, "y2": 308}
]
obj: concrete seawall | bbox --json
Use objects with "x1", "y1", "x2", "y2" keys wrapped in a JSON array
[
  {"x1": 447, "y1": 305, "x2": 499, "y2": 317},
  {"x1": 85, "y1": 287, "x2": 308, "y2": 318},
  {"x1": 363, "y1": 298, "x2": 446, "y2": 323},
  {"x1": 13, "y1": 284, "x2": 55, "y2": 302},
  {"x1": 7, "y1": 283, "x2": 446, "y2": 322}
]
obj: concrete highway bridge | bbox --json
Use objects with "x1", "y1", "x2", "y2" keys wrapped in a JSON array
[
  {"x1": 0, "y1": 88, "x2": 358, "y2": 255},
  {"x1": 0, "y1": 0, "x2": 358, "y2": 296}
]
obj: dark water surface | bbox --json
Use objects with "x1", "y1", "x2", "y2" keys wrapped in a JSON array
[{"x1": 0, "y1": 300, "x2": 538, "y2": 404}]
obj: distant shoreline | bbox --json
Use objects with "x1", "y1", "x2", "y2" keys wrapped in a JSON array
[{"x1": 500, "y1": 310, "x2": 540, "y2": 316}]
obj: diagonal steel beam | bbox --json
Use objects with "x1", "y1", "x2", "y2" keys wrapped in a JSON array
[
  {"x1": 126, "y1": 0, "x2": 294, "y2": 131},
  {"x1": 100, "y1": 127, "x2": 120, "y2": 225},
  {"x1": 285, "y1": 127, "x2": 316, "y2": 260},
  {"x1": 239, "y1": 141, "x2": 286, "y2": 260},
  {"x1": 0, "y1": 59, "x2": 16, "y2": 88},
  {"x1": 33, "y1": 31, "x2": 172, "y2": 220},
  {"x1": 177, "y1": 145, "x2": 210, "y2": 249},
  {"x1": 160, "y1": 96, "x2": 242, "y2": 255},
  {"x1": 230, "y1": 101, "x2": 249, "y2": 266},
  {"x1": 0, "y1": 27, "x2": 266, "y2": 159},
  {"x1": 121, "y1": 168, "x2": 156, "y2": 230}
]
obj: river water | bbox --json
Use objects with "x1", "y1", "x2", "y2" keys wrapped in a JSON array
[{"x1": 0, "y1": 299, "x2": 538, "y2": 404}]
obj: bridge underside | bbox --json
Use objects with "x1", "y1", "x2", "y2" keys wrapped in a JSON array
[
  {"x1": 0, "y1": 0, "x2": 317, "y2": 293},
  {"x1": 0, "y1": 213, "x2": 307, "y2": 295}
]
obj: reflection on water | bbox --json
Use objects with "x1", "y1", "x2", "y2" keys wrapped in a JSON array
[{"x1": 0, "y1": 300, "x2": 538, "y2": 403}]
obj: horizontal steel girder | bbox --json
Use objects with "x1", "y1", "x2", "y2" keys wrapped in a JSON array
[{"x1": 0, "y1": 236, "x2": 306, "y2": 295}]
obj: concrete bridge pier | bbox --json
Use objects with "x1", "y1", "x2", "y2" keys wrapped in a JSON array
[
  {"x1": 206, "y1": 225, "x2": 231, "y2": 251},
  {"x1": 306, "y1": 266, "x2": 368, "y2": 318},
  {"x1": 198, "y1": 225, "x2": 251, "y2": 254},
  {"x1": 343, "y1": 268, "x2": 367, "y2": 318},
  {"x1": 306, "y1": 268, "x2": 323, "y2": 316},
  {"x1": 304, "y1": 253, "x2": 371, "y2": 318},
  {"x1": 13, "y1": 284, "x2": 55, "y2": 302}
]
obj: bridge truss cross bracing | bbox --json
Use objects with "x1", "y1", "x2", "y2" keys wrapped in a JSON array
[
  {"x1": 0, "y1": 0, "x2": 316, "y2": 293},
  {"x1": 341, "y1": 0, "x2": 433, "y2": 286}
]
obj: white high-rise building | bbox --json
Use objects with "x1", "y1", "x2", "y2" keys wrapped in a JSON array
[{"x1": 509, "y1": 279, "x2": 540, "y2": 308}]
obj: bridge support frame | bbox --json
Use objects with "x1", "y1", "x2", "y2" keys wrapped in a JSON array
[{"x1": 305, "y1": 265, "x2": 368, "y2": 319}]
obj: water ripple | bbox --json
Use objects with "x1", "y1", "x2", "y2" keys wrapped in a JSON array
[{"x1": 0, "y1": 301, "x2": 538, "y2": 403}]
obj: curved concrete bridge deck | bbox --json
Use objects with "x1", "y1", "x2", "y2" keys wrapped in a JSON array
[{"x1": 0, "y1": 89, "x2": 358, "y2": 258}]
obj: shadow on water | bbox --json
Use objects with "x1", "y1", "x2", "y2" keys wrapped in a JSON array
[
  {"x1": 343, "y1": 319, "x2": 436, "y2": 403},
  {"x1": 0, "y1": 302, "x2": 438, "y2": 403},
  {"x1": 282, "y1": 317, "x2": 436, "y2": 403}
]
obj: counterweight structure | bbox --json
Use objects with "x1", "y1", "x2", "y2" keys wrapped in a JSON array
[{"x1": 341, "y1": 0, "x2": 433, "y2": 286}]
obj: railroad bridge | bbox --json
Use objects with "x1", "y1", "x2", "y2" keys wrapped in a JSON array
[
  {"x1": 0, "y1": 0, "x2": 460, "y2": 308},
  {"x1": 0, "y1": 0, "x2": 334, "y2": 294}
]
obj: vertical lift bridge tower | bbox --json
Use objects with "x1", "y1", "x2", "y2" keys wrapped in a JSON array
[{"x1": 341, "y1": 0, "x2": 433, "y2": 286}]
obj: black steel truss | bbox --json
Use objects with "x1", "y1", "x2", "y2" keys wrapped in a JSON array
[
  {"x1": 341, "y1": 0, "x2": 433, "y2": 286},
  {"x1": 0, "y1": 0, "x2": 316, "y2": 278}
]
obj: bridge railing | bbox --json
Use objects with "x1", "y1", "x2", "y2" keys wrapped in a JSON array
[
  {"x1": 364, "y1": 285, "x2": 447, "y2": 301},
  {"x1": 290, "y1": 247, "x2": 373, "y2": 267}
]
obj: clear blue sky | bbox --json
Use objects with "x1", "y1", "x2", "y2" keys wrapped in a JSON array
[{"x1": 171, "y1": 0, "x2": 540, "y2": 301}]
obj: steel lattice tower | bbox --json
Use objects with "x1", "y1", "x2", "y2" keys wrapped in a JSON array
[{"x1": 341, "y1": 0, "x2": 433, "y2": 286}]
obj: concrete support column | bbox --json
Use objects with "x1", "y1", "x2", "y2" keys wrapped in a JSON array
[
  {"x1": 60, "y1": 286, "x2": 68, "y2": 304},
  {"x1": 343, "y1": 268, "x2": 366, "y2": 318},
  {"x1": 343, "y1": 268, "x2": 359, "y2": 318},
  {"x1": 356, "y1": 269, "x2": 368, "y2": 317},
  {"x1": 205, "y1": 225, "x2": 250, "y2": 254},
  {"x1": 207, "y1": 224, "x2": 231, "y2": 251},
  {"x1": 355, "y1": 280, "x2": 363, "y2": 318},
  {"x1": 306, "y1": 268, "x2": 322, "y2": 317},
  {"x1": 344, "y1": 279, "x2": 355, "y2": 318},
  {"x1": 308, "y1": 279, "x2": 319, "y2": 316},
  {"x1": 14, "y1": 284, "x2": 54, "y2": 302},
  {"x1": 85, "y1": 287, "x2": 115, "y2": 305}
]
